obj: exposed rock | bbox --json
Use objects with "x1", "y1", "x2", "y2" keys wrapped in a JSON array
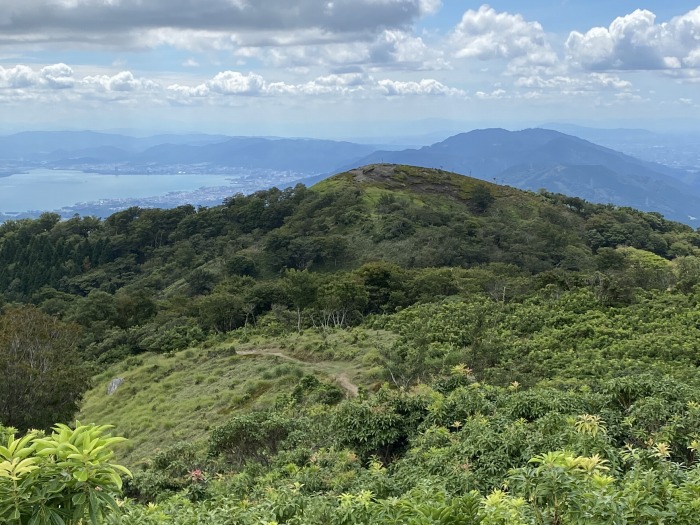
[{"x1": 107, "y1": 378, "x2": 125, "y2": 395}]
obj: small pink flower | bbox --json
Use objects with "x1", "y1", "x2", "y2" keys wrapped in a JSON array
[{"x1": 189, "y1": 469, "x2": 205, "y2": 482}]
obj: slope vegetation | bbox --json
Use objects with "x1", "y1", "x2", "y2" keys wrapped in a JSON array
[
  {"x1": 4, "y1": 164, "x2": 700, "y2": 522},
  {"x1": 353, "y1": 129, "x2": 700, "y2": 223}
]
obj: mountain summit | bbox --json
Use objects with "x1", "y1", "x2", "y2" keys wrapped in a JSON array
[{"x1": 351, "y1": 128, "x2": 700, "y2": 224}]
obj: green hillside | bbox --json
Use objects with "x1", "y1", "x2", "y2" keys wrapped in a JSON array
[
  {"x1": 4, "y1": 164, "x2": 700, "y2": 523},
  {"x1": 79, "y1": 329, "x2": 393, "y2": 468}
]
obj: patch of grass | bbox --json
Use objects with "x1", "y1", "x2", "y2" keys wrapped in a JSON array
[{"x1": 79, "y1": 328, "x2": 391, "y2": 469}]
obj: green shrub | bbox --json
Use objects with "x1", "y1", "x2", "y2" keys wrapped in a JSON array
[
  {"x1": 208, "y1": 412, "x2": 295, "y2": 468},
  {"x1": 0, "y1": 422, "x2": 130, "y2": 524}
]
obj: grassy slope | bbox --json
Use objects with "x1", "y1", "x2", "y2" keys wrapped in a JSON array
[
  {"x1": 314, "y1": 164, "x2": 522, "y2": 211},
  {"x1": 79, "y1": 328, "x2": 396, "y2": 468}
]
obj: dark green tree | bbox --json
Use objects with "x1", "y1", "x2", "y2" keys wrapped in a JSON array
[{"x1": 0, "y1": 306, "x2": 89, "y2": 430}]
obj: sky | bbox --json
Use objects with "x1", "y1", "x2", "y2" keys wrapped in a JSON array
[{"x1": 1, "y1": 1, "x2": 700, "y2": 138}]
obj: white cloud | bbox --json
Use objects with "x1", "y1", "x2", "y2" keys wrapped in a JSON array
[
  {"x1": 368, "y1": 30, "x2": 449, "y2": 70},
  {"x1": 515, "y1": 72, "x2": 639, "y2": 100},
  {"x1": 275, "y1": 72, "x2": 371, "y2": 96},
  {"x1": 419, "y1": 0, "x2": 441, "y2": 16},
  {"x1": 450, "y1": 4, "x2": 557, "y2": 67},
  {"x1": 167, "y1": 69, "x2": 465, "y2": 101},
  {"x1": 475, "y1": 88, "x2": 506, "y2": 99},
  {"x1": 377, "y1": 78, "x2": 465, "y2": 97},
  {"x1": 515, "y1": 72, "x2": 633, "y2": 94},
  {"x1": 82, "y1": 71, "x2": 159, "y2": 92},
  {"x1": 0, "y1": 65, "x2": 38, "y2": 88},
  {"x1": 268, "y1": 76, "x2": 368, "y2": 97},
  {"x1": 208, "y1": 71, "x2": 265, "y2": 95},
  {"x1": 0, "y1": 63, "x2": 76, "y2": 90},
  {"x1": 566, "y1": 7, "x2": 700, "y2": 71},
  {"x1": 40, "y1": 63, "x2": 75, "y2": 89},
  {"x1": 167, "y1": 83, "x2": 210, "y2": 98},
  {"x1": 168, "y1": 71, "x2": 264, "y2": 97}
]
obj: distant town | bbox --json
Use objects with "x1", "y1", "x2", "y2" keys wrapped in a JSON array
[{"x1": 0, "y1": 163, "x2": 309, "y2": 222}]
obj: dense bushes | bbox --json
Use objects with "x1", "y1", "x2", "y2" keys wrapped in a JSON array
[{"x1": 112, "y1": 374, "x2": 700, "y2": 524}]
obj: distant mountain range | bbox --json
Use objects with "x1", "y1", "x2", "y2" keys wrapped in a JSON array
[
  {"x1": 129, "y1": 137, "x2": 377, "y2": 173},
  {"x1": 0, "y1": 131, "x2": 378, "y2": 175},
  {"x1": 540, "y1": 123, "x2": 700, "y2": 184},
  {"x1": 348, "y1": 128, "x2": 700, "y2": 224},
  {"x1": 0, "y1": 131, "x2": 231, "y2": 159},
  {"x1": 1, "y1": 127, "x2": 699, "y2": 224}
]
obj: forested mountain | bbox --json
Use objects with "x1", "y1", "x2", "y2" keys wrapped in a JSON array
[
  {"x1": 4, "y1": 164, "x2": 700, "y2": 524},
  {"x1": 352, "y1": 128, "x2": 700, "y2": 223},
  {"x1": 1, "y1": 163, "x2": 695, "y2": 304}
]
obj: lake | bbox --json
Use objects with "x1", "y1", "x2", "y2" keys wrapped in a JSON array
[{"x1": 0, "y1": 169, "x2": 241, "y2": 213}]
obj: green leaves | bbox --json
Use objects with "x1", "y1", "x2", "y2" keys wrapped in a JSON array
[{"x1": 0, "y1": 422, "x2": 130, "y2": 525}]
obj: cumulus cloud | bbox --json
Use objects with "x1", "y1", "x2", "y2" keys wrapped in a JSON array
[
  {"x1": 40, "y1": 63, "x2": 75, "y2": 88},
  {"x1": 82, "y1": 71, "x2": 159, "y2": 92},
  {"x1": 566, "y1": 7, "x2": 700, "y2": 70},
  {"x1": 515, "y1": 72, "x2": 633, "y2": 95},
  {"x1": 167, "y1": 69, "x2": 464, "y2": 101},
  {"x1": 450, "y1": 4, "x2": 557, "y2": 67},
  {"x1": 0, "y1": 63, "x2": 75, "y2": 89},
  {"x1": 377, "y1": 78, "x2": 465, "y2": 96},
  {"x1": 0, "y1": 63, "x2": 464, "y2": 105},
  {"x1": 267, "y1": 74, "x2": 369, "y2": 97},
  {"x1": 168, "y1": 71, "x2": 264, "y2": 97},
  {"x1": 0, "y1": 65, "x2": 38, "y2": 88},
  {"x1": 206, "y1": 71, "x2": 265, "y2": 95}
]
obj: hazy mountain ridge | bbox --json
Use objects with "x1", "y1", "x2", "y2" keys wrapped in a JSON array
[
  {"x1": 0, "y1": 131, "x2": 233, "y2": 159},
  {"x1": 542, "y1": 123, "x2": 700, "y2": 172},
  {"x1": 0, "y1": 131, "x2": 379, "y2": 180},
  {"x1": 350, "y1": 128, "x2": 700, "y2": 223},
  {"x1": 131, "y1": 137, "x2": 377, "y2": 173},
  {"x1": 2, "y1": 127, "x2": 699, "y2": 224}
]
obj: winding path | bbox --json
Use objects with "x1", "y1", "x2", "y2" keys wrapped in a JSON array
[{"x1": 236, "y1": 349, "x2": 359, "y2": 397}]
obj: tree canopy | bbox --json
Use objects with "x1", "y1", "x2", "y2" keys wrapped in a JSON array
[{"x1": 0, "y1": 306, "x2": 89, "y2": 430}]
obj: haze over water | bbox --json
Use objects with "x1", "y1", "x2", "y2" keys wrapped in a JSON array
[{"x1": 0, "y1": 169, "x2": 238, "y2": 213}]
